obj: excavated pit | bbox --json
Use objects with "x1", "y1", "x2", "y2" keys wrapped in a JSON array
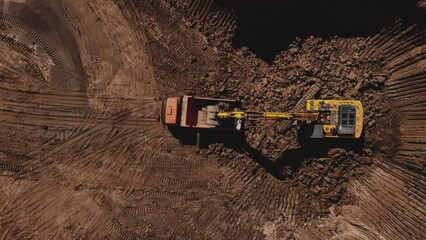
[
  {"x1": 229, "y1": 0, "x2": 419, "y2": 62},
  {"x1": 0, "y1": 0, "x2": 425, "y2": 239}
]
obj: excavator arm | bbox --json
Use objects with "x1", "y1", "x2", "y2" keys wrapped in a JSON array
[{"x1": 216, "y1": 111, "x2": 319, "y2": 122}]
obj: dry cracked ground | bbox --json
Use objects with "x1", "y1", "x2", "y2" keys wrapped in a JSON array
[{"x1": 0, "y1": 0, "x2": 425, "y2": 239}]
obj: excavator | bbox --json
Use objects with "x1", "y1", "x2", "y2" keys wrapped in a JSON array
[{"x1": 160, "y1": 95, "x2": 363, "y2": 145}]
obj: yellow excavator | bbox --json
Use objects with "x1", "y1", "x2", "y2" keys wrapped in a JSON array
[{"x1": 160, "y1": 96, "x2": 363, "y2": 144}]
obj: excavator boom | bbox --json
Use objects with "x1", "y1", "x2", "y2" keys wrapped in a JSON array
[{"x1": 216, "y1": 111, "x2": 319, "y2": 121}]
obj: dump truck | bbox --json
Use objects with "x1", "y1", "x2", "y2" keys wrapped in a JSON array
[
  {"x1": 160, "y1": 95, "x2": 241, "y2": 130},
  {"x1": 161, "y1": 95, "x2": 363, "y2": 145}
]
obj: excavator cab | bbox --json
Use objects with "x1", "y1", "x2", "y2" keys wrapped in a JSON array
[
  {"x1": 338, "y1": 105, "x2": 356, "y2": 135},
  {"x1": 298, "y1": 100, "x2": 363, "y2": 142}
]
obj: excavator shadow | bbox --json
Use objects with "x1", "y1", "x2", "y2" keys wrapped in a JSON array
[
  {"x1": 242, "y1": 136, "x2": 364, "y2": 180},
  {"x1": 168, "y1": 126, "x2": 364, "y2": 181}
]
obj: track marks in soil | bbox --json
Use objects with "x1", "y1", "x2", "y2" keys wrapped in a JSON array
[
  {"x1": 0, "y1": 180, "x2": 107, "y2": 240},
  {"x1": 0, "y1": 34, "x2": 46, "y2": 82},
  {"x1": 0, "y1": 12, "x2": 63, "y2": 67},
  {"x1": 382, "y1": 22, "x2": 426, "y2": 171},
  {"x1": 174, "y1": 0, "x2": 236, "y2": 36},
  {"x1": 346, "y1": 163, "x2": 425, "y2": 239},
  {"x1": 220, "y1": 160, "x2": 299, "y2": 235},
  {"x1": 115, "y1": 0, "x2": 214, "y2": 94}
]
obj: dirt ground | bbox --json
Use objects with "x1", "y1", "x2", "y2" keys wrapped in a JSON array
[{"x1": 0, "y1": 0, "x2": 425, "y2": 239}]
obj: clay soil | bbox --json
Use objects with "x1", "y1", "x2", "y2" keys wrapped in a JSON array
[{"x1": 0, "y1": 0, "x2": 425, "y2": 239}]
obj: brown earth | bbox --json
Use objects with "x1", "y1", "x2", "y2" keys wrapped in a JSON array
[{"x1": 0, "y1": 0, "x2": 425, "y2": 239}]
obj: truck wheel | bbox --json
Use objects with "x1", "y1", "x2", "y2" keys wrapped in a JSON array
[
  {"x1": 330, "y1": 127, "x2": 337, "y2": 135},
  {"x1": 196, "y1": 132, "x2": 201, "y2": 148}
]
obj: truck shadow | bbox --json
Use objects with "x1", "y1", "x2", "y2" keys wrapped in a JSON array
[{"x1": 168, "y1": 127, "x2": 246, "y2": 148}]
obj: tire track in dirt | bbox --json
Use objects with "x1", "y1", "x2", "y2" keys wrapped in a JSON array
[
  {"x1": 62, "y1": 0, "x2": 158, "y2": 99},
  {"x1": 0, "y1": 104, "x2": 158, "y2": 186},
  {"x1": 0, "y1": 86, "x2": 159, "y2": 133},
  {"x1": 61, "y1": 2, "x2": 104, "y2": 91},
  {"x1": 172, "y1": 0, "x2": 235, "y2": 41},
  {"x1": 115, "y1": 0, "x2": 214, "y2": 94},
  {"x1": 0, "y1": 106, "x2": 157, "y2": 128},
  {"x1": 0, "y1": 180, "x2": 107, "y2": 239},
  {"x1": 0, "y1": 12, "x2": 63, "y2": 67},
  {"x1": 0, "y1": 86, "x2": 88, "y2": 107},
  {"x1": 0, "y1": 34, "x2": 46, "y2": 82},
  {"x1": 346, "y1": 165, "x2": 425, "y2": 239},
  {"x1": 93, "y1": 188, "x2": 212, "y2": 239}
]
